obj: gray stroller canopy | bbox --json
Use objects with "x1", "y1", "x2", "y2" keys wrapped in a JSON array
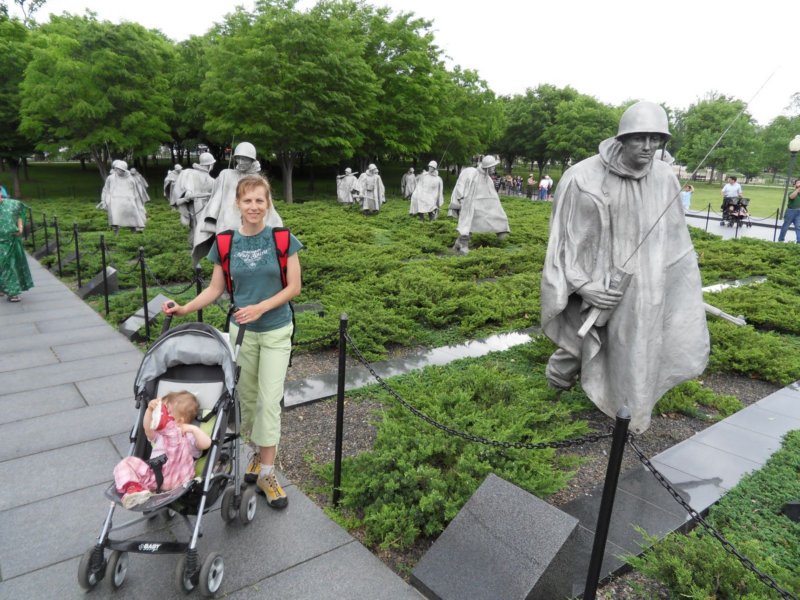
[{"x1": 134, "y1": 323, "x2": 236, "y2": 397}]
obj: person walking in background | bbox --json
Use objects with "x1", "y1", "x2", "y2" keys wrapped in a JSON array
[
  {"x1": 0, "y1": 187, "x2": 33, "y2": 302},
  {"x1": 779, "y1": 178, "x2": 800, "y2": 243},
  {"x1": 526, "y1": 174, "x2": 537, "y2": 199},
  {"x1": 680, "y1": 184, "x2": 694, "y2": 211}
]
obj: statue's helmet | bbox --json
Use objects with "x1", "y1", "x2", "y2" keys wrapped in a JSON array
[
  {"x1": 115, "y1": 160, "x2": 129, "y2": 172},
  {"x1": 428, "y1": 160, "x2": 438, "y2": 169},
  {"x1": 616, "y1": 101, "x2": 671, "y2": 140},
  {"x1": 345, "y1": 167, "x2": 352, "y2": 174},
  {"x1": 367, "y1": 163, "x2": 377, "y2": 172},
  {"x1": 233, "y1": 142, "x2": 257, "y2": 160},
  {"x1": 479, "y1": 155, "x2": 499, "y2": 169},
  {"x1": 174, "y1": 164, "x2": 183, "y2": 171},
  {"x1": 409, "y1": 167, "x2": 414, "y2": 173},
  {"x1": 198, "y1": 153, "x2": 215, "y2": 166}
]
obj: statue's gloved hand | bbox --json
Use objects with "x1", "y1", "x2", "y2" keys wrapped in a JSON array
[{"x1": 577, "y1": 279, "x2": 624, "y2": 310}]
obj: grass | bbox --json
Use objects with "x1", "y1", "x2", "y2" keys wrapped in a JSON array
[{"x1": 686, "y1": 181, "x2": 785, "y2": 218}]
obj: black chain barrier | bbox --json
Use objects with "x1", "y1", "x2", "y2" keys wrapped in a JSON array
[
  {"x1": 343, "y1": 331, "x2": 613, "y2": 450},
  {"x1": 628, "y1": 436, "x2": 798, "y2": 600},
  {"x1": 142, "y1": 260, "x2": 197, "y2": 296},
  {"x1": 293, "y1": 330, "x2": 338, "y2": 348},
  {"x1": 104, "y1": 249, "x2": 143, "y2": 276}
]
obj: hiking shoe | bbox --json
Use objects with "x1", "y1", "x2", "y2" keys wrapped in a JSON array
[
  {"x1": 257, "y1": 472, "x2": 288, "y2": 509},
  {"x1": 244, "y1": 452, "x2": 260, "y2": 484}
]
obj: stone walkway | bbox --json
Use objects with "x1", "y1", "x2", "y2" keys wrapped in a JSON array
[
  {"x1": 3, "y1": 229, "x2": 798, "y2": 598},
  {"x1": 0, "y1": 257, "x2": 422, "y2": 600}
]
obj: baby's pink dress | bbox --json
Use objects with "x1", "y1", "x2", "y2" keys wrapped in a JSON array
[{"x1": 114, "y1": 421, "x2": 201, "y2": 493}]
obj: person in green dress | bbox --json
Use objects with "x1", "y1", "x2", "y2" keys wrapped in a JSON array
[{"x1": 0, "y1": 188, "x2": 33, "y2": 302}]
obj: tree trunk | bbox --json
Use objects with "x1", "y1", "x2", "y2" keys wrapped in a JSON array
[
  {"x1": 308, "y1": 162, "x2": 314, "y2": 194},
  {"x1": 91, "y1": 147, "x2": 109, "y2": 181},
  {"x1": 7, "y1": 158, "x2": 22, "y2": 198},
  {"x1": 279, "y1": 152, "x2": 294, "y2": 204},
  {"x1": 22, "y1": 157, "x2": 29, "y2": 180}
]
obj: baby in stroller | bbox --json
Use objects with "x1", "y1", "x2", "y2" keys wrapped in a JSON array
[
  {"x1": 114, "y1": 390, "x2": 211, "y2": 509},
  {"x1": 720, "y1": 196, "x2": 751, "y2": 228}
]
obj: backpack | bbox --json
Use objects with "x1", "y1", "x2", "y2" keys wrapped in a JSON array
[{"x1": 215, "y1": 227, "x2": 296, "y2": 362}]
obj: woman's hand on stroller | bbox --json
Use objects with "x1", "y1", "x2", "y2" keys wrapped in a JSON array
[{"x1": 162, "y1": 300, "x2": 186, "y2": 317}]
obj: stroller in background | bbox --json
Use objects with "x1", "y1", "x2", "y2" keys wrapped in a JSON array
[
  {"x1": 77, "y1": 321, "x2": 256, "y2": 597},
  {"x1": 720, "y1": 197, "x2": 752, "y2": 228}
]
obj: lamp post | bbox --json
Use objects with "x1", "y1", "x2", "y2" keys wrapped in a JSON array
[{"x1": 779, "y1": 135, "x2": 800, "y2": 219}]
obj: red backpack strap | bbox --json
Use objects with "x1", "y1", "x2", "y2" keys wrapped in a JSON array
[
  {"x1": 215, "y1": 230, "x2": 235, "y2": 296},
  {"x1": 272, "y1": 227, "x2": 291, "y2": 288}
]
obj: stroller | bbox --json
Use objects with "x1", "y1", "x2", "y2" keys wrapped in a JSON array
[
  {"x1": 78, "y1": 321, "x2": 255, "y2": 597},
  {"x1": 720, "y1": 197, "x2": 752, "y2": 228}
]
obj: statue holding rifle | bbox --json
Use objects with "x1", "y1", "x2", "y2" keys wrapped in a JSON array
[{"x1": 540, "y1": 101, "x2": 709, "y2": 433}]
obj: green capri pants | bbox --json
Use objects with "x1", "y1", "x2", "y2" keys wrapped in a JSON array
[{"x1": 229, "y1": 321, "x2": 293, "y2": 448}]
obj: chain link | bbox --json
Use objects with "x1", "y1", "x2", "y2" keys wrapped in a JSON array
[
  {"x1": 142, "y1": 260, "x2": 197, "y2": 296},
  {"x1": 293, "y1": 331, "x2": 338, "y2": 347},
  {"x1": 628, "y1": 437, "x2": 797, "y2": 600},
  {"x1": 344, "y1": 332, "x2": 613, "y2": 450},
  {"x1": 105, "y1": 250, "x2": 142, "y2": 276}
]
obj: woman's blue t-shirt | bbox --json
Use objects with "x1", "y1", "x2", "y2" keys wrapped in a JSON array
[{"x1": 207, "y1": 227, "x2": 303, "y2": 332}]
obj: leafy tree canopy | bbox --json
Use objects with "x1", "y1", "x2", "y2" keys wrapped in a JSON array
[
  {"x1": 546, "y1": 94, "x2": 618, "y2": 166},
  {"x1": 19, "y1": 13, "x2": 175, "y2": 179}
]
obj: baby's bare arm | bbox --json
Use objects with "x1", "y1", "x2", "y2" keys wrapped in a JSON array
[{"x1": 180, "y1": 423, "x2": 212, "y2": 450}]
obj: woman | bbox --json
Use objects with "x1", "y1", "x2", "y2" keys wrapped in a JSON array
[
  {"x1": 0, "y1": 187, "x2": 33, "y2": 302},
  {"x1": 163, "y1": 174, "x2": 302, "y2": 509}
]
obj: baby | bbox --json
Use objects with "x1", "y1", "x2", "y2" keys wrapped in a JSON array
[{"x1": 114, "y1": 390, "x2": 212, "y2": 509}]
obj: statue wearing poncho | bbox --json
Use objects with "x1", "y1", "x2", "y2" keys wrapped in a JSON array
[{"x1": 540, "y1": 132, "x2": 709, "y2": 434}]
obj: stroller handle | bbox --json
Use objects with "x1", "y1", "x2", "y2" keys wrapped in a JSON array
[{"x1": 160, "y1": 302, "x2": 176, "y2": 335}]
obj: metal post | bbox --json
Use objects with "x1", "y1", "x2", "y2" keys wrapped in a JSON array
[
  {"x1": 73, "y1": 223, "x2": 82, "y2": 289},
  {"x1": 100, "y1": 235, "x2": 110, "y2": 315},
  {"x1": 139, "y1": 247, "x2": 150, "y2": 342},
  {"x1": 773, "y1": 210, "x2": 780, "y2": 242},
  {"x1": 195, "y1": 266, "x2": 203, "y2": 323},
  {"x1": 705, "y1": 203, "x2": 710, "y2": 232},
  {"x1": 27, "y1": 207, "x2": 35, "y2": 250},
  {"x1": 779, "y1": 151, "x2": 798, "y2": 220},
  {"x1": 332, "y1": 313, "x2": 348, "y2": 507},
  {"x1": 42, "y1": 213, "x2": 49, "y2": 255},
  {"x1": 54, "y1": 217, "x2": 63, "y2": 276},
  {"x1": 583, "y1": 407, "x2": 631, "y2": 600}
]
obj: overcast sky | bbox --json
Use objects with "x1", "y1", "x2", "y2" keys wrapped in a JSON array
[{"x1": 11, "y1": 0, "x2": 797, "y2": 128}]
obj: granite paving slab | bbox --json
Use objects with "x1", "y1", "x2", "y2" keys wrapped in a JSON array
[
  {"x1": 0, "y1": 438, "x2": 120, "y2": 511},
  {"x1": 76, "y1": 370, "x2": 139, "y2": 405},
  {"x1": 651, "y1": 440, "x2": 762, "y2": 492},
  {"x1": 0, "y1": 347, "x2": 58, "y2": 372},
  {"x1": 689, "y1": 420, "x2": 782, "y2": 465},
  {"x1": 0, "y1": 400, "x2": 130, "y2": 461},
  {"x1": 0, "y1": 350, "x2": 142, "y2": 395},
  {"x1": 711, "y1": 405, "x2": 800, "y2": 440},
  {"x1": 0, "y1": 324, "x2": 120, "y2": 352},
  {"x1": 0, "y1": 305, "x2": 88, "y2": 328},
  {"x1": 51, "y1": 335, "x2": 138, "y2": 362},
  {"x1": 0, "y1": 384, "x2": 85, "y2": 424},
  {"x1": 749, "y1": 387, "x2": 800, "y2": 419}
]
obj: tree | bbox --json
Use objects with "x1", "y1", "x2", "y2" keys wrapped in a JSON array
[
  {"x1": 546, "y1": 95, "x2": 618, "y2": 168},
  {"x1": 0, "y1": 14, "x2": 34, "y2": 197},
  {"x1": 761, "y1": 116, "x2": 800, "y2": 183},
  {"x1": 429, "y1": 66, "x2": 502, "y2": 170},
  {"x1": 340, "y1": 2, "x2": 444, "y2": 166},
  {"x1": 202, "y1": 0, "x2": 379, "y2": 203},
  {"x1": 168, "y1": 34, "x2": 213, "y2": 165},
  {"x1": 19, "y1": 14, "x2": 175, "y2": 180},
  {"x1": 675, "y1": 93, "x2": 759, "y2": 181}
]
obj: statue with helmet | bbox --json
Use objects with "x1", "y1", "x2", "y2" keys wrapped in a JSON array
[
  {"x1": 540, "y1": 100, "x2": 709, "y2": 434},
  {"x1": 163, "y1": 164, "x2": 182, "y2": 200},
  {"x1": 353, "y1": 163, "x2": 385, "y2": 215},
  {"x1": 447, "y1": 154, "x2": 510, "y2": 254},
  {"x1": 97, "y1": 160, "x2": 147, "y2": 233},
  {"x1": 400, "y1": 167, "x2": 417, "y2": 200},
  {"x1": 336, "y1": 167, "x2": 359, "y2": 204},
  {"x1": 171, "y1": 152, "x2": 217, "y2": 244},
  {"x1": 192, "y1": 141, "x2": 283, "y2": 264},
  {"x1": 409, "y1": 160, "x2": 443, "y2": 221}
]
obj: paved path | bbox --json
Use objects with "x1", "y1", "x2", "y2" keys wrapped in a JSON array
[{"x1": 0, "y1": 257, "x2": 422, "y2": 600}]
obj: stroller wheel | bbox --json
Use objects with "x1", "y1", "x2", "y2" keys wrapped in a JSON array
[
  {"x1": 238, "y1": 485, "x2": 257, "y2": 525},
  {"x1": 200, "y1": 553, "x2": 224, "y2": 597},
  {"x1": 77, "y1": 546, "x2": 104, "y2": 590},
  {"x1": 220, "y1": 486, "x2": 237, "y2": 523},
  {"x1": 175, "y1": 554, "x2": 196, "y2": 593},
  {"x1": 105, "y1": 550, "x2": 129, "y2": 591}
]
